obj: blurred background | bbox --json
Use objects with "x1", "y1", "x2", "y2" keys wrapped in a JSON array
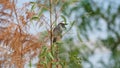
[
  {"x1": 0, "y1": 0, "x2": 120, "y2": 68},
  {"x1": 59, "y1": 0, "x2": 120, "y2": 68},
  {"x1": 31, "y1": 0, "x2": 120, "y2": 67}
]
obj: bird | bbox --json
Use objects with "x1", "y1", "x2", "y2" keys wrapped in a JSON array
[{"x1": 53, "y1": 23, "x2": 67, "y2": 43}]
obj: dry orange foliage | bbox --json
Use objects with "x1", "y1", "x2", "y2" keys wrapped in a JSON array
[{"x1": 0, "y1": 0, "x2": 46, "y2": 68}]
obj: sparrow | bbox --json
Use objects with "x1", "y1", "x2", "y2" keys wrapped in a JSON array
[{"x1": 53, "y1": 23, "x2": 67, "y2": 43}]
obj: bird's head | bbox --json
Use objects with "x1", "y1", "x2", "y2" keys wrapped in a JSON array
[{"x1": 58, "y1": 23, "x2": 67, "y2": 30}]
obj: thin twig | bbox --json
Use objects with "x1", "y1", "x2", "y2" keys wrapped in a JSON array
[
  {"x1": 49, "y1": 0, "x2": 53, "y2": 68},
  {"x1": 63, "y1": 21, "x2": 75, "y2": 36},
  {"x1": 12, "y1": 0, "x2": 23, "y2": 67}
]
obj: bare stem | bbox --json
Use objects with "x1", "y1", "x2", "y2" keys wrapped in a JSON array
[{"x1": 49, "y1": 0, "x2": 53, "y2": 68}]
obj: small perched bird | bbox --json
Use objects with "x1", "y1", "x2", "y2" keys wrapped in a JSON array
[{"x1": 53, "y1": 23, "x2": 67, "y2": 43}]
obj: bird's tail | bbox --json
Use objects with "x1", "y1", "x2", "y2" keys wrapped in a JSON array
[{"x1": 53, "y1": 37, "x2": 56, "y2": 43}]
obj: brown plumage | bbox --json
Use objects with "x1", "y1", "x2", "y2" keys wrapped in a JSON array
[{"x1": 53, "y1": 23, "x2": 67, "y2": 43}]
